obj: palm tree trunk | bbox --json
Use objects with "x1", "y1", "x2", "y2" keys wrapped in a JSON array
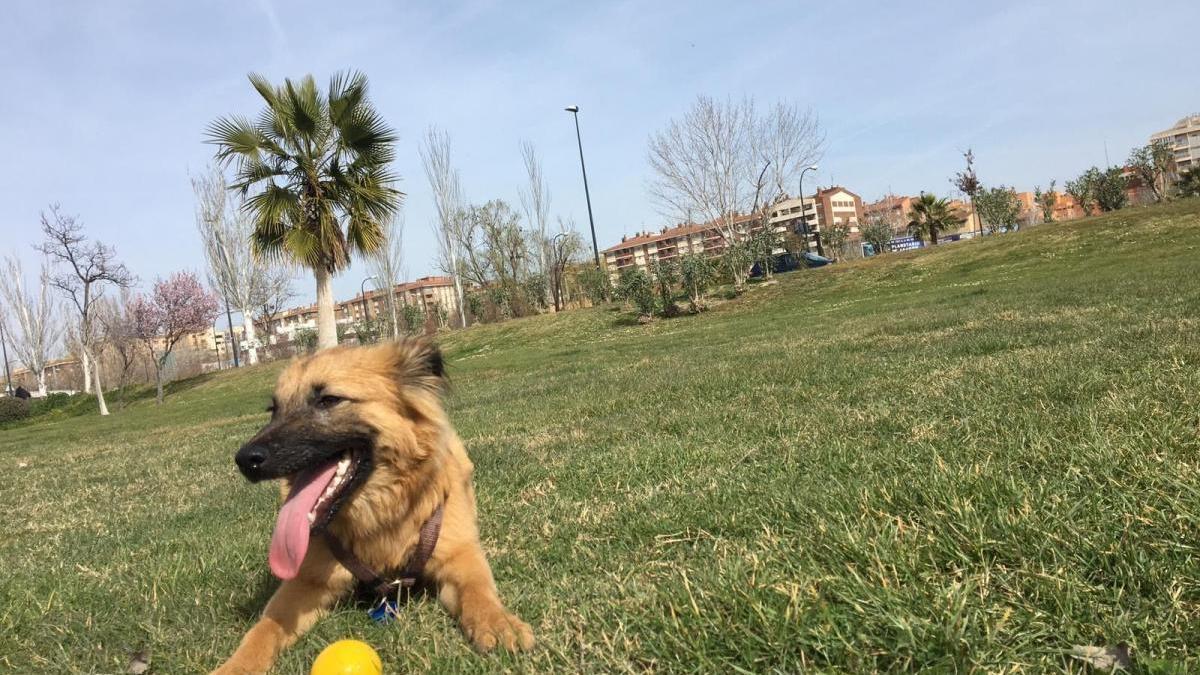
[{"x1": 314, "y1": 267, "x2": 338, "y2": 350}]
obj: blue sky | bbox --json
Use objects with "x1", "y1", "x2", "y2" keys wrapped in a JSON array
[{"x1": 2, "y1": 0, "x2": 1197, "y2": 306}]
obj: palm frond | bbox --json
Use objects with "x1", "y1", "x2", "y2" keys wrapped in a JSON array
[
  {"x1": 282, "y1": 75, "x2": 329, "y2": 147},
  {"x1": 282, "y1": 226, "x2": 324, "y2": 269},
  {"x1": 346, "y1": 210, "x2": 385, "y2": 256},
  {"x1": 337, "y1": 106, "x2": 399, "y2": 156},
  {"x1": 206, "y1": 115, "x2": 263, "y2": 162},
  {"x1": 244, "y1": 184, "x2": 300, "y2": 234},
  {"x1": 249, "y1": 219, "x2": 288, "y2": 262},
  {"x1": 328, "y1": 70, "x2": 368, "y2": 127},
  {"x1": 248, "y1": 73, "x2": 279, "y2": 106}
]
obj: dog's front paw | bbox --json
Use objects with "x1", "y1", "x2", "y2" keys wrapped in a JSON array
[{"x1": 461, "y1": 605, "x2": 535, "y2": 653}]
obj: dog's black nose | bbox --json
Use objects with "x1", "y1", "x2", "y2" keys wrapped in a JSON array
[{"x1": 235, "y1": 443, "x2": 270, "y2": 479}]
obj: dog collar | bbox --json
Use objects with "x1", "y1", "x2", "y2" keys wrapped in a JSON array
[{"x1": 322, "y1": 503, "x2": 444, "y2": 597}]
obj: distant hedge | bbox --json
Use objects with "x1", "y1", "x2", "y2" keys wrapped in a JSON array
[{"x1": 0, "y1": 397, "x2": 31, "y2": 424}]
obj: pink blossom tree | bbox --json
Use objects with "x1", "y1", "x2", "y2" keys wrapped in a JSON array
[{"x1": 130, "y1": 271, "x2": 219, "y2": 404}]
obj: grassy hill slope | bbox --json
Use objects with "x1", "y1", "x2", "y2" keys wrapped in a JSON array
[{"x1": 3, "y1": 201, "x2": 1199, "y2": 672}]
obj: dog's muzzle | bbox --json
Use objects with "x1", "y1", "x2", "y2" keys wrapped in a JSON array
[{"x1": 235, "y1": 442, "x2": 271, "y2": 481}]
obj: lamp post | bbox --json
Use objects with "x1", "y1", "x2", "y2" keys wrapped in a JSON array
[
  {"x1": 0, "y1": 318, "x2": 12, "y2": 396},
  {"x1": 564, "y1": 106, "x2": 601, "y2": 268},
  {"x1": 212, "y1": 321, "x2": 223, "y2": 371},
  {"x1": 360, "y1": 275, "x2": 377, "y2": 323},
  {"x1": 798, "y1": 164, "x2": 821, "y2": 256}
]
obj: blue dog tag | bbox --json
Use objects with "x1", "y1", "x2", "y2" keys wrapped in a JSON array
[{"x1": 369, "y1": 597, "x2": 401, "y2": 624}]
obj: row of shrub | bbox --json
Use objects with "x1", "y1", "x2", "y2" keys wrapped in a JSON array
[
  {"x1": 0, "y1": 392, "x2": 96, "y2": 428},
  {"x1": 614, "y1": 251, "x2": 728, "y2": 319}
]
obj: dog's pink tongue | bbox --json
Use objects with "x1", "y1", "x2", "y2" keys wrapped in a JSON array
[{"x1": 268, "y1": 463, "x2": 339, "y2": 580}]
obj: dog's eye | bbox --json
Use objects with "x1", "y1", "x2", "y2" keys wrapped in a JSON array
[{"x1": 315, "y1": 394, "x2": 344, "y2": 410}]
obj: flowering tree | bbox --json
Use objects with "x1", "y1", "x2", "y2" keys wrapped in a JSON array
[{"x1": 131, "y1": 272, "x2": 219, "y2": 404}]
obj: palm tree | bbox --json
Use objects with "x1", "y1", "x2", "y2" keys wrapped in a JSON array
[
  {"x1": 907, "y1": 193, "x2": 964, "y2": 246},
  {"x1": 208, "y1": 72, "x2": 402, "y2": 350}
]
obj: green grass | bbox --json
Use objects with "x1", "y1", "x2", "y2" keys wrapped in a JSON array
[{"x1": 3, "y1": 201, "x2": 1200, "y2": 673}]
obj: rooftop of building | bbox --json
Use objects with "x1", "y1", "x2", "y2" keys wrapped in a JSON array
[{"x1": 1152, "y1": 114, "x2": 1200, "y2": 136}]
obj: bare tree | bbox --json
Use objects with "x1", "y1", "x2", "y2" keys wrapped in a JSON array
[
  {"x1": 649, "y1": 96, "x2": 754, "y2": 243},
  {"x1": 0, "y1": 255, "x2": 61, "y2": 396},
  {"x1": 648, "y1": 96, "x2": 822, "y2": 286},
  {"x1": 519, "y1": 140, "x2": 552, "y2": 306},
  {"x1": 250, "y1": 266, "x2": 296, "y2": 348},
  {"x1": 548, "y1": 219, "x2": 583, "y2": 312},
  {"x1": 754, "y1": 101, "x2": 825, "y2": 202},
  {"x1": 952, "y1": 149, "x2": 982, "y2": 237},
  {"x1": 193, "y1": 166, "x2": 291, "y2": 365},
  {"x1": 367, "y1": 214, "x2": 406, "y2": 338},
  {"x1": 97, "y1": 290, "x2": 141, "y2": 397},
  {"x1": 36, "y1": 205, "x2": 134, "y2": 415},
  {"x1": 419, "y1": 127, "x2": 469, "y2": 328}
]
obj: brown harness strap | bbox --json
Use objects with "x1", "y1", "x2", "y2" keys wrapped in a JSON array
[{"x1": 323, "y1": 503, "x2": 444, "y2": 597}]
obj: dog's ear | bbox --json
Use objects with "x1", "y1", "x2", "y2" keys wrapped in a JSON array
[{"x1": 391, "y1": 338, "x2": 447, "y2": 394}]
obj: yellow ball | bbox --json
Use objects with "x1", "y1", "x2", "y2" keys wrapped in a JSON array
[{"x1": 311, "y1": 639, "x2": 383, "y2": 675}]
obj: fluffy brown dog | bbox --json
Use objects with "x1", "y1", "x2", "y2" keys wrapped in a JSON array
[{"x1": 212, "y1": 340, "x2": 533, "y2": 674}]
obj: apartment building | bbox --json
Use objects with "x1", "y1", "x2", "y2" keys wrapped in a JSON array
[
  {"x1": 864, "y1": 194, "x2": 981, "y2": 235},
  {"x1": 181, "y1": 324, "x2": 245, "y2": 353},
  {"x1": 863, "y1": 195, "x2": 916, "y2": 231},
  {"x1": 1013, "y1": 190, "x2": 1096, "y2": 222},
  {"x1": 264, "y1": 276, "x2": 459, "y2": 341},
  {"x1": 340, "y1": 276, "x2": 458, "y2": 325},
  {"x1": 812, "y1": 187, "x2": 865, "y2": 234},
  {"x1": 1150, "y1": 114, "x2": 1200, "y2": 172},
  {"x1": 602, "y1": 206, "x2": 802, "y2": 283},
  {"x1": 4, "y1": 357, "x2": 83, "y2": 394},
  {"x1": 602, "y1": 218, "x2": 748, "y2": 282},
  {"x1": 602, "y1": 187, "x2": 864, "y2": 281}
]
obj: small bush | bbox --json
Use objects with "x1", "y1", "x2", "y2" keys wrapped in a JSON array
[
  {"x1": 293, "y1": 328, "x2": 318, "y2": 353},
  {"x1": 0, "y1": 397, "x2": 31, "y2": 424},
  {"x1": 616, "y1": 268, "x2": 656, "y2": 317},
  {"x1": 30, "y1": 392, "x2": 72, "y2": 415},
  {"x1": 579, "y1": 267, "x2": 612, "y2": 305},
  {"x1": 651, "y1": 258, "x2": 679, "y2": 316}
]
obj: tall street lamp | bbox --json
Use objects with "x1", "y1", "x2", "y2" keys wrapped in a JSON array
[
  {"x1": 564, "y1": 105, "x2": 601, "y2": 268},
  {"x1": 360, "y1": 275, "x2": 377, "y2": 323},
  {"x1": 798, "y1": 164, "x2": 820, "y2": 256}
]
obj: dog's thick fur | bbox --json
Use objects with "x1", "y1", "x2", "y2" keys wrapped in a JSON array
[{"x1": 213, "y1": 340, "x2": 533, "y2": 674}]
